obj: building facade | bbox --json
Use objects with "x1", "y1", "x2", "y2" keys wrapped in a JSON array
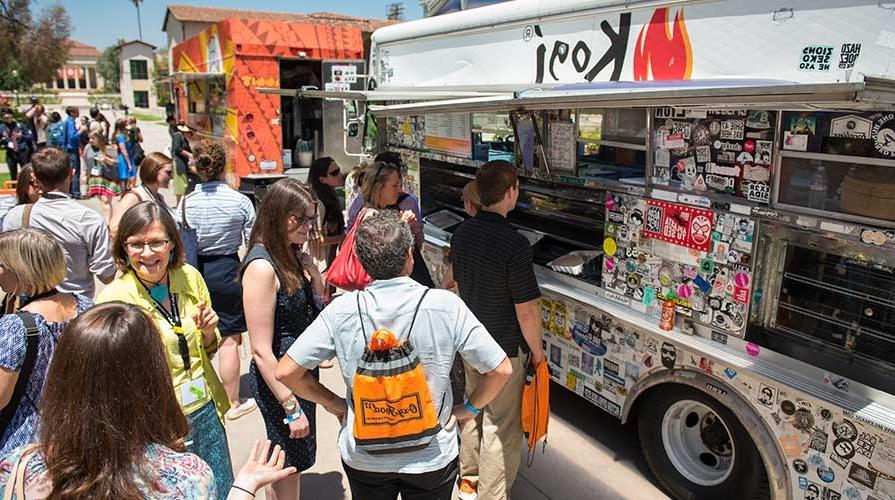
[
  {"x1": 118, "y1": 40, "x2": 158, "y2": 111},
  {"x1": 45, "y1": 40, "x2": 104, "y2": 98}
]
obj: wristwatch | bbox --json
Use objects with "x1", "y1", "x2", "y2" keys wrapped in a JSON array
[{"x1": 281, "y1": 396, "x2": 298, "y2": 413}]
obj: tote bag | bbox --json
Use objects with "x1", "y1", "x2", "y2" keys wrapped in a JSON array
[
  {"x1": 179, "y1": 195, "x2": 199, "y2": 267},
  {"x1": 326, "y1": 209, "x2": 372, "y2": 291}
]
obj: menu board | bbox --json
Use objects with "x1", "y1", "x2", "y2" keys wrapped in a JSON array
[
  {"x1": 424, "y1": 114, "x2": 472, "y2": 158},
  {"x1": 653, "y1": 109, "x2": 777, "y2": 204},
  {"x1": 601, "y1": 192, "x2": 757, "y2": 337},
  {"x1": 547, "y1": 121, "x2": 576, "y2": 173}
]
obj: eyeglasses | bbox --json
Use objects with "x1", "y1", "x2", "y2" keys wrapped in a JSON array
[
  {"x1": 327, "y1": 168, "x2": 341, "y2": 177},
  {"x1": 296, "y1": 213, "x2": 318, "y2": 227},
  {"x1": 125, "y1": 239, "x2": 170, "y2": 253}
]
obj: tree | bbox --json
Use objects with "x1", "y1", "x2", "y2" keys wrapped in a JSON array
[
  {"x1": 153, "y1": 50, "x2": 171, "y2": 106},
  {"x1": 0, "y1": 0, "x2": 72, "y2": 88},
  {"x1": 96, "y1": 39, "x2": 125, "y2": 93}
]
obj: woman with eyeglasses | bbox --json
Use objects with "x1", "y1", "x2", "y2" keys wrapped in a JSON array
[
  {"x1": 109, "y1": 152, "x2": 175, "y2": 240},
  {"x1": 177, "y1": 140, "x2": 257, "y2": 422},
  {"x1": 0, "y1": 229, "x2": 92, "y2": 456},
  {"x1": 241, "y1": 179, "x2": 324, "y2": 500},
  {"x1": 307, "y1": 157, "x2": 345, "y2": 298},
  {"x1": 96, "y1": 201, "x2": 233, "y2": 499}
]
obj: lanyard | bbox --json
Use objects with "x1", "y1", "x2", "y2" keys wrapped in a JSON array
[
  {"x1": 41, "y1": 192, "x2": 68, "y2": 200},
  {"x1": 137, "y1": 277, "x2": 191, "y2": 373}
]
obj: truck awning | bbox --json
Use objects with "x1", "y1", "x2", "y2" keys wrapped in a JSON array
[
  {"x1": 256, "y1": 87, "x2": 508, "y2": 101},
  {"x1": 158, "y1": 72, "x2": 225, "y2": 83},
  {"x1": 367, "y1": 77, "x2": 895, "y2": 116}
]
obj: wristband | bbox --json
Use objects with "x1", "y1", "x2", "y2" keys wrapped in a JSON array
[
  {"x1": 463, "y1": 399, "x2": 481, "y2": 415},
  {"x1": 282, "y1": 406, "x2": 304, "y2": 425},
  {"x1": 231, "y1": 484, "x2": 255, "y2": 498}
]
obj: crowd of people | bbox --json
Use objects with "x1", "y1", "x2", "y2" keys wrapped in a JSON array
[{"x1": 0, "y1": 104, "x2": 544, "y2": 500}]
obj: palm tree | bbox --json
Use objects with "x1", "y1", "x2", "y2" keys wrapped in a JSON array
[{"x1": 131, "y1": 0, "x2": 143, "y2": 40}]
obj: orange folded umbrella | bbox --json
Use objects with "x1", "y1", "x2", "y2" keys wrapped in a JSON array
[{"x1": 521, "y1": 359, "x2": 550, "y2": 464}]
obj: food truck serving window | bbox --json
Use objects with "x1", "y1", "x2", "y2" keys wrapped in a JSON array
[
  {"x1": 778, "y1": 111, "x2": 895, "y2": 223},
  {"x1": 472, "y1": 113, "x2": 514, "y2": 163},
  {"x1": 577, "y1": 108, "x2": 646, "y2": 183}
]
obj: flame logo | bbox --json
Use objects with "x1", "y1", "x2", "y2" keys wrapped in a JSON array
[{"x1": 633, "y1": 8, "x2": 693, "y2": 81}]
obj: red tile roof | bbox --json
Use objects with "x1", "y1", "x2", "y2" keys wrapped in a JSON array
[
  {"x1": 66, "y1": 39, "x2": 101, "y2": 58},
  {"x1": 163, "y1": 4, "x2": 397, "y2": 33}
]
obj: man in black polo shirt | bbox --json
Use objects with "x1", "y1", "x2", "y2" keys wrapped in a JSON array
[{"x1": 451, "y1": 160, "x2": 544, "y2": 500}]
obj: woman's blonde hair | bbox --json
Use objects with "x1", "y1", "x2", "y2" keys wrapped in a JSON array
[
  {"x1": 0, "y1": 228, "x2": 66, "y2": 295},
  {"x1": 361, "y1": 161, "x2": 402, "y2": 209}
]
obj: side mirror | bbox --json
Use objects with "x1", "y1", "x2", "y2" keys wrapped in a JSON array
[{"x1": 347, "y1": 122, "x2": 359, "y2": 137}]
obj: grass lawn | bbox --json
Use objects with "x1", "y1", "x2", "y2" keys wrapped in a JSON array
[{"x1": 130, "y1": 111, "x2": 165, "y2": 123}]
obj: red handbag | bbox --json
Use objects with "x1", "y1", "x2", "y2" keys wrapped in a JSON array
[{"x1": 327, "y1": 209, "x2": 373, "y2": 291}]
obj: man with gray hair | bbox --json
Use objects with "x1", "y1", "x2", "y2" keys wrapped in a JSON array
[{"x1": 276, "y1": 210, "x2": 512, "y2": 500}]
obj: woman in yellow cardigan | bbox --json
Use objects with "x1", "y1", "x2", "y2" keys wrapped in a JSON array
[{"x1": 97, "y1": 201, "x2": 232, "y2": 499}]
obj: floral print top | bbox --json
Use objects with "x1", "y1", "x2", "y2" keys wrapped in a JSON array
[{"x1": 0, "y1": 443, "x2": 216, "y2": 499}]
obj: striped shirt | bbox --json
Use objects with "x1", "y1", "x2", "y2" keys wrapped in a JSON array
[
  {"x1": 450, "y1": 210, "x2": 541, "y2": 357},
  {"x1": 176, "y1": 181, "x2": 255, "y2": 256}
]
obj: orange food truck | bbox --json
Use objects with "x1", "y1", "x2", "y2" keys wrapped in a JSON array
[{"x1": 170, "y1": 16, "x2": 374, "y2": 185}]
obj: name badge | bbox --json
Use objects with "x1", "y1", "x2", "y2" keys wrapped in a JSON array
[{"x1": 180, "y1": 376, "x2": 208, "y2": 407}]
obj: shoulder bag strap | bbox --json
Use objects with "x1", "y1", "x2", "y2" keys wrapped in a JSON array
[
  {"x1": 21, "y1": 203, "x2": 33, "y2": 228},
  {"x1": 2, "y1": 443, "x2": 40, "y2": 500},
  {"x1": 180, "y1": 193, "x2": 191, "y2": 229},
  {"x1": 0, "y1": 312, "x2": 40, "y2": 435}
]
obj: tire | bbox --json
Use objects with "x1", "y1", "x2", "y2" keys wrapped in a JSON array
[{"x1": 637, "y1": 384, "x2": 769, "y2": 500}]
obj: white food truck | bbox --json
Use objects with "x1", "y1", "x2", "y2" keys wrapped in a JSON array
[{"x1": 284, "y1": 1, "x2": 895, "y2": 498}]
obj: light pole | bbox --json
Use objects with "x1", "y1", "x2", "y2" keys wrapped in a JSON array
[
  {"x1": 11, "y1": 70, "x2": 18, "y2": 107},
  {"x1": 132, "y1": 0, "x2": 144, "y2": 41}
]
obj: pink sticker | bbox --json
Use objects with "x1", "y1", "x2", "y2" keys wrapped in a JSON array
[
  {"x1": 606, "y1": 193, "x2": 616, "y2": 211},
  {"x1": 677, "y1": 283, "x2": 693, "y2": 299},
  {"x1": 744, "y1": 139, "x2": 756, "y2": 153},
  {"x1": 746, "y1": 342, "x2": 760, "y2": 356},
  {"x1": 735, "y1": 272, "x2": 750, "y2": 288},
  {"x1": 604, "y1": 257, "x2": 616, "y2": 272}
]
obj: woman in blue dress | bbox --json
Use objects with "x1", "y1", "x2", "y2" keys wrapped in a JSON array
[{"x1": 113, "y1": 118, "x2": 133, "y2": 193}]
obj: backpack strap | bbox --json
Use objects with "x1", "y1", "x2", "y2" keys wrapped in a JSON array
[
  {"x1": 21, "y1": 203, "x2": 33, "y2": 228},
  {"x1": 356, "y1": 288, "x2": 430, "y2": 345},
  {"x1": 0, "y1": 312, "x2": 40, "y2": 436}
]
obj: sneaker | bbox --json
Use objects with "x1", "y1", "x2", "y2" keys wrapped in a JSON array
[
  {"x1": 458, "y1": 479, "x2": 477, "y2": 500},
  {"x1": 225, "y1": 398, "x2": 257, "y2": 421}
]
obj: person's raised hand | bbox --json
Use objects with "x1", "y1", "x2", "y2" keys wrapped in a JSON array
[{"x1": 232, "y1": 440, "x2": 297, "y2": 494}]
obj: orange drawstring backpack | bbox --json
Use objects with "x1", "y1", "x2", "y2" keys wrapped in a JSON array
[
  {"x1": 522, "y1": 359, "x2": 550, "y2": 465},
  {"x1": 352, "y1": 289, "x2": 443, "y2": 454}
]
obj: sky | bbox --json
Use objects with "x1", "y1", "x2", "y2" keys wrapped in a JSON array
[{"x1": 33, "y1": 0, "x2": 424, "y2": 51}]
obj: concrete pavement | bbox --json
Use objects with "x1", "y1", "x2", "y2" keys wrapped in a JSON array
[{"x1": 4, "y1": 113, "x2": 671, "y2": 500}]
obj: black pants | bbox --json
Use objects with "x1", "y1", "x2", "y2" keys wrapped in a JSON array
[
  {"x1": 5, "y1": 149, "x2": 19, "y2": 180},
  {"x1": 343, "y1": 457, "x2": 458, "y2": 500}
]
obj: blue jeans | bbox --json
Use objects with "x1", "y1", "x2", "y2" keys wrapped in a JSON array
[
  {"x1": 67, "y1": 150, "x2": 81, "y2": 197},
  {"x1": 186, "y1": 401, "x2": 233, "y2": 500}
]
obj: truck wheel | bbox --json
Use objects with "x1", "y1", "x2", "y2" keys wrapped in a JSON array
[{"x1": 637, "y1": 384, "x2": 769, "y2": 500}]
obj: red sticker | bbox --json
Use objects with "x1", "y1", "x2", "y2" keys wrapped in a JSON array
[
  {"x1": 734, "y1": 286, "x2": 750, "y2": 304},
  {"x1": 642, "y1": 200, "x2": 716, "y2": 252}
]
